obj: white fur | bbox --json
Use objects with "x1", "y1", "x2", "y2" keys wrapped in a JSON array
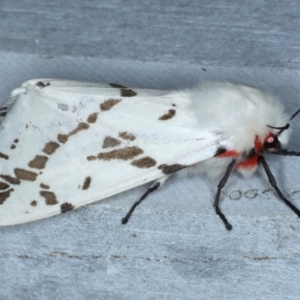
[
  {"x1": 0, "y1": 79, "x2": 291, "y2": 225},
  {"x1": 174, "y1": 82, "x2": 290, "y2": 177}
]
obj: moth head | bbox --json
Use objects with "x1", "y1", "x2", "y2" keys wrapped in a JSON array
[{"x1": 264, "y1": 108, "x2": 300, "y2": 153}]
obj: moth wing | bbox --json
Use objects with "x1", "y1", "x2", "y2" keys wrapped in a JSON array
[
  {"x1": 0, "y1": 79, "x2": 220, "y2": 225},
  {"x1": 0, "y1": 92, "x2": 20, "y2": 124}
]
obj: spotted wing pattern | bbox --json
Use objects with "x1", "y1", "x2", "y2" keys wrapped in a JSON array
[{"x1": 0, "y1": 79, "x2": 219, "y2": 225}]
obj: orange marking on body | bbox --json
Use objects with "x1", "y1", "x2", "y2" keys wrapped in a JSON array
[
  {"x1": 236, "y1": 153, "x2": 259, "y2": 169},
  {"x1": 254, "y1": 135, "x2": 263, "y2": 152},
  {"x1": 217, "y1": 150, "x2": 239, "y2": 158}
]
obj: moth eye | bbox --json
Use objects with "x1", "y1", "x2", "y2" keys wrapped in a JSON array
[{"x1": 264, "y1": 134, "x2": 281, "y2": 150}]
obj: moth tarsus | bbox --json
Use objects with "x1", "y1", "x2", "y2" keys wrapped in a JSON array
[
  {"x1": 215, "y1": 206, "x2": 232, "y2": 231},
  {"x1": 122, "y1": 182, "x2": 160, "y2": 224},
  {"x1": 259, "y1": 156, "x2": 300, "y2": 218},
  {"x1": 214, "y1": 159, "x2": 236, "y2": 230}
]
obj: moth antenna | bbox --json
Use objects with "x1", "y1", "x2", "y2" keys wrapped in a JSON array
[
  {"x1": 259, "y1": 156, "x2": 300, "y2": 217},
  {"x1": 122, "y1": 182, "x2": 160, "y2": 224},
  {"x1": 289, "y1": 108, "x2": 300, "y2": 121},
  {"x1": 267, "y1": 124, "x2": 290, "y2": 135},
  {"x1": 213, "y1": 159, "x2": 236, "y2": 231},
  {"x1": 267, "y1": 108, "x2": 300, "y2": 135},
  {"x1": 267, "y1": 124, "x2": 289, "y2": 131},
  {"x1": 269, "y1": 149, "x2": 300, "y2": 157}
]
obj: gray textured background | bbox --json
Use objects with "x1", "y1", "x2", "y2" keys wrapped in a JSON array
[{"x1": 1, "y1": 1, "x2": 300, "y2": 299}]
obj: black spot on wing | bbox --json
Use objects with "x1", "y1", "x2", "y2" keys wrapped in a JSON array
[
  {"x1": 159, "y1": 109, "x2": 176, "y2": 120},
  {"x1": 28, "y1": 155, "x2": 48, "y2": 169},
  {"x1": 87, "y1": 112, "x2": 98, "y2": 124},
  {"x1": 0, "y1": 182, "x2": 9, "y2": 190},
  {"x1": 131, "y1": 157, "x2": 157, "y2": 168},
  {"x1": 87, "y1": 146, "x2": 143, "y2": 161},
  {"x1": 36, "y1": 82, "x2": 50, "y2": 88},
  {"x1": 14, "y1": 168, "x2": 38, "y2": 181},
  {"x1": 0, "y1": 189, "x2": 14, "y2": 204},
  {"x1": 42, "y1": 142, "x2": 60, "y2": 155},
  {"x1": 121, "y1": 89, "x2": 137, "y2": 97},
  {"x1": 102, "y1": 136, "x2": 122, "y2": 148},
  {"x1": 158, "y1": 164, "x2": 187, "y2": 175},
  {"x1": 109, "y1": 83, "x2": 137, "y2": 97},
  {"x1": 214, "y1": 147, "x2": 227, "y2": 157},
  {"x1": 10, "y1": 138, "x2": 19, "y2": 150},
  {"x1": 82, "y1": 177, "x2": 91, "y2": 190},
  {"x1": 119, "y1": 131, "x2": 136, "y2": 141},
  {"x1": 110, "y1": 83, "x2": 127, "y2": 89},
  {"x1": 0, "y1": 153, "x2": 9, "y2": 160},
  {"x1": 40, "y1": 183, "x2": 50, "y2": 189},
  {"x1": 100, "y1": 99, "x2": 122, "y2": 111},
  {"x1": 40, "y1": 191, "x2": 58, "y2": 205},
  {"x1": 0, "y1": 175, "x2": 20, "y2": 185},
  {"x1": 57, "y1": 123, "x2": 89, "y2": 143},
  {"x1": 61, "y1": 202, "x2": 74, "y2": 213}
]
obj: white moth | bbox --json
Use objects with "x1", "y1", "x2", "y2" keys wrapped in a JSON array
[{"x1": 0, "y1": 79, "x2": 299, "y2": 230}]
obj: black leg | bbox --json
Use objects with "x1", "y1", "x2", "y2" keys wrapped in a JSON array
[
  {"x1": 259, "y1": 156, "x2": 300, "y2": 217},
  {"x1": 122, "y1": 182, "x2": 160, "y2": 224},
  {"x1": 214, "y1": 159, "x2": 236, "y2": 231}
]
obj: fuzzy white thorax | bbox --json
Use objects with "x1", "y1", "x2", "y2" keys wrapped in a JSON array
[{"x1": 171, "y1": 82, "x2": 290, "y2": 177}]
